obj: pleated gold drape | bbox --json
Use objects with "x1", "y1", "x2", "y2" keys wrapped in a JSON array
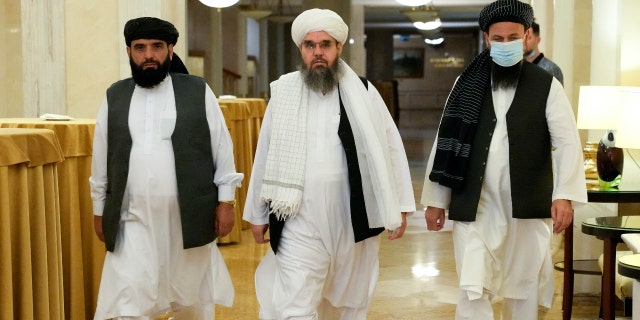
[
  {"x1": 0, "y1": 119, "x2": 103, "y2": 320},
  {"x1": 218, "y1": 98, "x2": 267, "y2": 242},
  {"x1": 0, "y1": 128, "x2": 65, "y2": 320}
]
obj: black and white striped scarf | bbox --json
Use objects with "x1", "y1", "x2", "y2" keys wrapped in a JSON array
[{"x1": 428, "y1": 49, "x2": 491, "y2": 190}]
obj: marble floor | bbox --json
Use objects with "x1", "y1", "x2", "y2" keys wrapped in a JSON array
[{"x1": 215, "y1": 127, "x2": 604, "y2": 319}]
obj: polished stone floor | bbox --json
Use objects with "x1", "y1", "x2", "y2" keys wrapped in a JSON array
[{"x1": 215, "y1": 127, "x2": 603, "y2": 319}]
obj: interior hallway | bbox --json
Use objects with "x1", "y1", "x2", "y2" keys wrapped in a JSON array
[{"x1": 215, "y1": 127, "x2": 602, "y2": 319}]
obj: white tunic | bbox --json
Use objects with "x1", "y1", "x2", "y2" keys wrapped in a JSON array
[
  {"x1": 244, "y1": 84, "x2": 415, "y2": 318},
  {"x1": 90, "y1": 75, "x2": 242, "y2": 319},
  {"x1": 421, "y1": 78, "x2": 587, "y2": 307}
]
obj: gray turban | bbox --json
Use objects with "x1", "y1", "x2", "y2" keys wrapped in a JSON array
[
  {"x1": 478, "y1": 0, "x2": 534, "y2": 32},
  {"x1": 291, "y1": 8, "x2": 348, "y2": 46},
  {"x1": 124, "y1": 17, "x2": 179, "y2": 47}
]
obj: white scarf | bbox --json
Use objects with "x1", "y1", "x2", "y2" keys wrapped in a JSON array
[{"x1": 261, "y1": 59, "x2": 402, "y2": 230}]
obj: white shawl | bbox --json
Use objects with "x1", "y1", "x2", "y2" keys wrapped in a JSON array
[{"x1": 261, "y1": 59, "x2": 402, "y2": 230}]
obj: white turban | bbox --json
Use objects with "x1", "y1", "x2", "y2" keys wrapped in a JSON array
[{"x1": 291, "y1": 8, "x2": 348, "y2": 46}]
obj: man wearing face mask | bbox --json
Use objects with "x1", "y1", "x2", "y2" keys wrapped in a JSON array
[
  {"x1": 420, "y1": 1, "x2": 587, "y2": 319},
  {"x1": 524, "y1": 19, "x2": 564, "y2": 85}
]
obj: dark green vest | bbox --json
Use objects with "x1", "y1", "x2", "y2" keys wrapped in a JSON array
[
  {"x1": 102, "y1": 73, "x2": 218, "y2": 252},
  {"x1": 449, "y1": 62, "x2": 553, "y2": 221}
]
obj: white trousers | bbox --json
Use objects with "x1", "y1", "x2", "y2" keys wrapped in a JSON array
[
  {"x1": 113, "y1": 303, "x2": 214, "y2": 320},
  {"x1": 455, "y1": 284, "x2": 539, "y2": 320},
  {"x1": 268, "y1": 215, "x2": 377, "y2": 320}
]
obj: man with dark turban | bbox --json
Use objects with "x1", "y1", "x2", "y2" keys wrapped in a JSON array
[
  {"x1": 90, "y1": 16, "x2": 242, "y2": 319},
  {"x1": 421, "y1": 0, "x2": 586, "y2": 318},
  {"x1": 243, "y1": 8, "x2": 415, "y2": 319}
]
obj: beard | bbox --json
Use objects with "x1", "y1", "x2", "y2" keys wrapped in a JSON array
[
  {"x1": 130, "y1": 54, "x2": 171, "y2": 88},
  {"x1": 298, "y1": 58, "x2": 342, "y2": 93},
  {"x1": 491, "y1": 61, "x2": 522, "y2": 91}
]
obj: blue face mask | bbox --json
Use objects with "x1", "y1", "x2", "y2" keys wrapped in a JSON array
[
  {"x1": 490, "y1": 39, "x2": 524, "y2": 67},
  {"x1": 525, "y1": 49, "x2": 536, "y2": 59}
]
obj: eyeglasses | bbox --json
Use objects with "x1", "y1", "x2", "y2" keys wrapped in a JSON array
[{"x1": 301, "y1": 40, "x2": 337, "y2": 51}]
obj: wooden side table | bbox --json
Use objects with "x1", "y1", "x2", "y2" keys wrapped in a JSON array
[
  {"x1": 582, "y1": 216, "x2": 640, "y2": 320},
  {"x1": 618, "y1": 254, "x2": 640, "y2": 320},
  {"x1": 560, "y1": 190, "x2": 640, "y2": 320}
]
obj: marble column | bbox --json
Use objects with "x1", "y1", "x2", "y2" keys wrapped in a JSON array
[
  {"x1": 620, "y1": 0, "x2": 640, "y2": 85},
  {"x1": 349, "y1": 4, "x2": 366, "y2": 77},
  {"x1": 208, "y1": 8, "x2": 224, "y2": 94},
  {"x1": 549, "y1": 0, "x2": 575, "y2": 97},
  {"x1": 259, "y1": 19, "x2": 270, "y2": 98},
  {"x1": 236, "y1": 11, "x2": 249, "y2": 97},
  {"x1": 21, "y1": 0, "x2": 66, "y2": 117},
  {"x1": 0, "y1": 0, "x2": 24, "y2": 117},
  {"x1": 589, "y1": 0, "x2": 621, "y2": 86},
  {"x1": 531, "y1": 0, "x2": 554, "y2": 57}
]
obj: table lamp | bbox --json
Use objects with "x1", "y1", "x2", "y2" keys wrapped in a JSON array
[
  {"x1": 577, "y1": 86, "x2": 627, "y2": 189},
  {"x1": 616, "y1": 89, "x2": 640, "y2": 150}
]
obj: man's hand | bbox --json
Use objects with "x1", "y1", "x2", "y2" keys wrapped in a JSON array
[
  {"x1": 215, "y1": 202, "x2": 235, "y2": 238},
  {"x1": 551, "y1": 199, "x2": 573, "y2": 234},
  {"x1": 388, "y1": 212, "x2": 409, "y2": 240},
  {"x1": 251, "y1": 224, "x2": 270, "y2": 244},
  {"x1": 425, "y1": 206, "x2": 446, "y2": 231},
  {"x1": 94, "y1": 215, "x2": 105, "y2": 242}
]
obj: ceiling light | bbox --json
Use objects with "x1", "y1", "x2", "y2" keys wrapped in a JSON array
[
  {"x1": 396, "y1": 0, "x2": 431, "y2": 6},
  {"x1": 402, "y1": 7, "x2": 438, "y2": 23},
  {"x1": 402, "y1": 6, "x2": 442, "y2": 32},
  {"x1": 414, "y1": 17, "x2": 441, "y2": 30},
  {"x1": 241, "y1": 8, "x2": 273, "y2": 20},
  {"x1": 425, "y1": 37, "x2": 444, "y2": 45},
  {"x1": 198, "y1": 0, "x2": 240, "y2": 8}
]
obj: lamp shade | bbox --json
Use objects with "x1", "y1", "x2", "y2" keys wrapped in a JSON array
[
  {"x1": 198, "y1": 0, "x2": 239, "y2": 8},
  {"x1": 577, "y1": 86, "x2": 625, "y2": 130},
  {"x1": 616, "y1": 90, "x2": 640, "y2": 149},
  {"x1": 396, "y1": 0, "x2": 431, "y2": 6}
]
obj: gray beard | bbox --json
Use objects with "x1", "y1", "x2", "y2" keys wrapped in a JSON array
[
  {"x1": 491, "y1": 61, "x2": 522, "y2": 91},
  {"x1": 298, "y1": 60, "x2": 343, "y2": 93}
]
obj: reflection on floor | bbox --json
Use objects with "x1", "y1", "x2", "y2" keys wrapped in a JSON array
[{"x1": 215, "y1": 126, "x2": 602, "y2": 319}]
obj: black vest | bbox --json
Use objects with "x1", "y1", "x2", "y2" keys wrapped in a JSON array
[
  {"x1": 268, "y1": 77, "x2": 384, "y2": 254},
  {"x1": 102, "y1": 73, "x2": 218, "y2": 252},
  {"x1": 449, "y1": 62, "x2": 554, "y2": 221}
]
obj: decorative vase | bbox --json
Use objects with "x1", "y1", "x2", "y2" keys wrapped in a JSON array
[{"x1": 597, "y1": 130, "x2": 624, "y2": 189}]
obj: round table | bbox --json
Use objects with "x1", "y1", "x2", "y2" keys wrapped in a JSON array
[
  {"x1": 0, "y1": 128, "x2": 65, "y2": 319},
  {"x1": 582, "y1": 216, "x2": 640, "y2": 320}
]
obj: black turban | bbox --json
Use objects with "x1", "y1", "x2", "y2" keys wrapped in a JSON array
[
  {"x1": 124, "y1": 17, "x2": 189, "y2": 74},
  {"x1": 478, "y1": 0, "x2": 534, "y2": 32},
  {"x1": 124, "y1": 17, "x2": 179, "y2": 47}
]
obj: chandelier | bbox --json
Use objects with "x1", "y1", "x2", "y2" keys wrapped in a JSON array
[
  {"x1": 198, "y1": 0, "x2": 240, "y2": 9},
  {"x1": 402, "y1": 6, "x2": 442, "y2": 31},
  {"x1": 395, "y1": 0, "x2": 431, "y2": 6},
  {"x1": 239, "y1": 0, "x2": 296, "y2": 23}
]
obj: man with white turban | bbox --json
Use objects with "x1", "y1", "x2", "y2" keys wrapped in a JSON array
[
  {"x1": 421, "y1": 0, "x2": 586, "y2": 319},
  {"x1": 243, "y1": 8, "x2": 416, "y2": 320}
]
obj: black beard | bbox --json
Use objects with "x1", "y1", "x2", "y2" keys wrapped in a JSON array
[
  {"x1": 298, "y1": 59, "x2": 342, "y2": 93},
  {"x1": 491, "y1": 61, "x2": 522, "y2": 91},
  {"x1": 130, "y1": 54, "x2": 171, "y2": 88}
]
